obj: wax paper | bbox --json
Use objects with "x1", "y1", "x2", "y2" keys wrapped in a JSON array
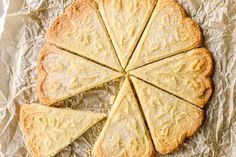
[{"x1": 0, "y1": 0, "x2": 236, "y2": 156}]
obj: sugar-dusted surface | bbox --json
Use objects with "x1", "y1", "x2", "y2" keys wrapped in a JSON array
[{"x1": 1, "y1": 0, "x2": 236, "y2": 157}]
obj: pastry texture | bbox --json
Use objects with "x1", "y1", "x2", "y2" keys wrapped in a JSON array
[
  {"x1": 47, "y1": 0, "x2": 121, "y2": 71},
  {"x1": 95, "y1": 0, "x2": 157, "y2": 68},
  {"x1": 92, "y1": 78, "x2": 154, "y2": 157},
  {"x1": 131, "y1": 77, "x2": 204, "y2": 154},
  {"x1": 20, "y1": 103, "x2": 106, "y2": 157},
  {"x1": 37, "y1": 45, "x2": 122, "y2": 105},
  {"x1": 126, "y1": 0, "x2": 203, "y2": 70},
  {"x1": 30, "y1": 0, "x2": 214, "y2": 155},
  {"x1": 130, "y1": 48, "x2": 213, "y2": 107}
]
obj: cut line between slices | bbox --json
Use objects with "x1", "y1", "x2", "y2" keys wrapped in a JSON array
[{"x1": 129, "y1": 75, "x2": 204, "y2": 109}]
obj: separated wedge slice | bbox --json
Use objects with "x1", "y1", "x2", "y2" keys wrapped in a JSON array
[
  {"x1": 20, "y1": 103, "x2": 106, "y2": 157},
  {"x1": 130, "y1": 48, "x2": 213, "y2": 107},
  {"x1": 126, "y1": 0, "x2": 203, "y2": 70},
  {"x1": 131, "y1": 77, "x2": 204, "y2": 154},
  {"x1": 37, "y1": 45, "x2": 122, "y2": 105},
  {"x1": 92, "y1": 78, "x2": 154, "y2": 157},
  {"x1": 47, "y1": 0, "x2": 121, "y2": 71},
  {"x1": 95, "y1": 0, "x2": 157, "y2": 68}
]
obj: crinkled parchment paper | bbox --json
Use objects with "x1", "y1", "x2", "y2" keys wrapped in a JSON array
[{"x1": 0, "y1": 0, "x2": 236, "y2": 156}]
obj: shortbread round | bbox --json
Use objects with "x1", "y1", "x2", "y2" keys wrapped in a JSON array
[{"x1": 34, "y1": 0, "x2": 213, "y2": 156}]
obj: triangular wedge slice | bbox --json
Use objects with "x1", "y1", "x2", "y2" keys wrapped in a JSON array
[
  {"x1": 131, "y1": 77, "x2": 204, "y2": 154},
  {"x1": 92, "y1": 78, "x2": 154, "y2": 157},
  {"x1": 47, "y1": 0, "x2": 121, "y2": 71},
  {"x1": 126, "y1": 0, "x2": 203, "y2": 70},
  {"x1": 130, "y1": 48, "x2": 213, "y2": 107},
  {"x1": 37, "y1": 45, "x2": 122, "y2": 105},
  {"x1": 95, "y1": 0, "x2": 157, "y2": 68},
  {"x1": 20, "y1": 103, "x2": 106, "y2": 157}
]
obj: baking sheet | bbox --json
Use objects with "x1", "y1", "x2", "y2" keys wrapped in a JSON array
[{"x1": 0, "y1": 0, "x2": 236, "y2": 156}]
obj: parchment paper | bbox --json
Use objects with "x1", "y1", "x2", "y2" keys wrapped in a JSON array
[{"x1": 0, "y1": 0, "x2": 236, "y2": 156}]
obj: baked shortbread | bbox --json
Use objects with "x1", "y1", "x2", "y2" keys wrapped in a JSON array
[
  {"x1": 20, "y1": 104, "x2": 106, "y2": 157},
  {"x1": 95, "y1": 0, "x2": 157, "y2": 68},
  {"x1": 37, "y1": 45, "x2": 122, "y2": 105},
  {"x1": 92, "y1": 78, "x2": 154, "y2": 157},
  {"x1": 130, "y1": 48, "x2": 213, "y2": 107},
  {"x1": 126, "y1": 0, "x2": 203, "y2": 70},
  {"x1": 131, "y1": 77, "x2": 204, "y2": 154},
  {"x1": 47, "y1": 0, "x2": 121, "y2": 71}
]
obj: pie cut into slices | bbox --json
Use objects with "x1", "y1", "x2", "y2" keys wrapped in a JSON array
[
  {"x1": 130, "y1": 48, "x2": 213, "y2": 107},
  {"x1": 37, "y1": 45, "x2": 122, "y2": 105},
  {"x1": 126, "y1": 0, "x2": 203, "y2": 71},
  {"x1": 95, "y1": 0, "x2": 157, "y2": 68},
  {"x1": 47, "y1": 0, "x2": 121, "y2": 71},
  {"x1": 131, "y1": 77, "x2": 204, "y2": 154},
  {"x1": 20, "y1": 103, "x2": 106, "y2": 157},
  {"x1": 92, "y1": 78, "x2": 154, "y2": 157}
]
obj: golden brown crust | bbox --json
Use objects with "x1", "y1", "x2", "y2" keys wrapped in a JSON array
[
  {"x1": 158, "y1": 0, "x2": 203, "y2": 49},
  {"x1": 185, "y1": 18, "x2": 203, "y2": 48},
  {"x1": 47, "y1": 0, "x2": 98, "y2": 39},
  {"x1": 126, "y1": 0, "x2": 203, "y2": 71},
  {"x1": 37, "y1": 45, "x2": 55, "y2": 105},
  {"x1": 46, "y1": 0, "x2": 122, "y2": 71},
  {"x1": 195, "y1": 48, "x2": 214, "y2": 77},
  {"x1": 65, "y1": 0, "x2": 98, "y2": 14},
  {"x1": 20, "y1": 103, "x2": 106, "y2": 157},
  {"x1": 130, "y1": 48, "x2": 213, "y2": 108},
  {"x1": 131, "y1": 77, "x2": 205, "y2": 154},
  {"x1": 20, "y1": 104, "x2": 31, "y2": 133},
  {"x1": 32, "y1": 0, "x2": 213, "y2": 155},
  {"x1": 158, "y1": 110, "x2": 205, "y2": 154},
  {"x1": 37, "y1": 44, "x2": 122, "y2": 106},
  {"x1": 20, "y1": 104, "x2": 42, "y2": 157},
  {"x1": 159, "y1": 0, "x2": 203, "y2": 48},
  {"x1": 190, "y1": 48, "x2": 213, "y2": 107}
]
